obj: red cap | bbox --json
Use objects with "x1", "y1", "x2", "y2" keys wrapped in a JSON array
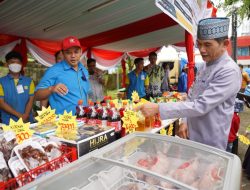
[{"x1": 62, "y1": 36, "x2": 81, "y2": 50}]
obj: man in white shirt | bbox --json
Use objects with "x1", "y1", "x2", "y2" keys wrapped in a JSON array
[{"x1": 87, "y1": 58, "x2": 105, "y2": 103}]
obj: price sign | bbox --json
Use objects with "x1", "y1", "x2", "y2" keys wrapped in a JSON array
[
  {"x1": 35, "y1": 106, "x2": 57, "y2": 125},
  {"x1": 238, "y1": 134, "x2": 250, "y2": 145},
  {"x1": 55, "y1": 111, "x2": 77, "y2": 140},
  {"x1": 122, "y1": 110, "x2": 139, "y2": 134},
  {"x1": 2, "y1": 119, "x2": 34, "y2": 144},
  {"x1": 131, "y1": 91, "x2": 140, "y2": 103}
]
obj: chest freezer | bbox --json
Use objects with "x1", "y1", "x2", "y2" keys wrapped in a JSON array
[{"x1": 20, "y1": 133, "x2": 241, "y2": 190}]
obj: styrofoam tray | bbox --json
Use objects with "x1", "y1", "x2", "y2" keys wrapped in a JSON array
[
  {"x1": 8, "y1": 156, "x2": 27, "y2": 186},
  {"x1": 13, "y1": 141, "x2": 47, "y2": 172}
]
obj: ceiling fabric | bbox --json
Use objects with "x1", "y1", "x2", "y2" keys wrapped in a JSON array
[{"x1": 0, "y1": 0, "x2": 214, "y2": 69}]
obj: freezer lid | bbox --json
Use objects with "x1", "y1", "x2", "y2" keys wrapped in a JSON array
[
  {"x1": 20, "y1": 133, "x2": 241, "y2": 190},
  {"x1": 20, "y1": 154, "x2": 194, "y2": 190},
  {"x1": 93, "y1": 132, "x2": 241, "y2": 190}
]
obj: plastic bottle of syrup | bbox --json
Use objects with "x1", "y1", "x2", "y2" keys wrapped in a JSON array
[{"x1": 108, "y1": 103, "x2": 121, "y2": 139}]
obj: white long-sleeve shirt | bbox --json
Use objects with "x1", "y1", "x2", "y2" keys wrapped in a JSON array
[{"x1": 159, "y1": 52, "x2": 241, "y2": 150}]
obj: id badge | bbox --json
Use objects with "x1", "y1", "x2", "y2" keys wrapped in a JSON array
[
  {"x1": 141, "y1": 75, "x2": 145, "y2": 80},
  {"x1": 16, "y1": 84, "x2": 24, "y2": 94}
]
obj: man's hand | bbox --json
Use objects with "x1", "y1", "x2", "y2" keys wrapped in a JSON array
[
  {"x1": 134, "y1": 102, "x2": 159, "y2": 117},
  {"x1": 177, "y1": 123, "x2": 189, "y2": 139},
  {"x1": 97, "y1": 76, "x2": 105, "y2": 85},
  {"x1": 51, "y1": 83, "x2": 68, "y2": 96},
  {"x1": 21, "y1": 113, "x2": 30, "y2": 122}
]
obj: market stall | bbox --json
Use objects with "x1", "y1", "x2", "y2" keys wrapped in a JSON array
[
  {"x1": 0, "y1": 0, "x2": 221, "y2": 189},
  {"x1": 0, "y1": 91, "x2": 183, "y2": 189}
]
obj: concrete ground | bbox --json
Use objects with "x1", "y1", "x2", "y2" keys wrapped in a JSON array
[{"x1": 238, "y1": 106, "x2": 250, "y2": 190}]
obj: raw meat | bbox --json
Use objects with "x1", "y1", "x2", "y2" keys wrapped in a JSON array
[{"x1": 171, "y1": 158, "x2": 200, "y2": 185}]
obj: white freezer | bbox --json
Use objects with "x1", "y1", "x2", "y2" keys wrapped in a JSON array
[{"x1": 20, "y1": 133, "x2": 241, "y2": 190}]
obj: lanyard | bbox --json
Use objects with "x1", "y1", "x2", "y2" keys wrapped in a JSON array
[{"x1": 77, "y1": 69, "x2": 86, "y2": 101}]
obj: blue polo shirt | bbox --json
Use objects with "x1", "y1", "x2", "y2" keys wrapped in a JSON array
[
  {"x1": 127, "y1": 70, "x2": 147, "y2": 99},
  {"x1": 0, "y1": 74, "x2": 34, "y2": 124},
  {"x1": 35, "y1": 60, "x2": 90, "y2": 115}
]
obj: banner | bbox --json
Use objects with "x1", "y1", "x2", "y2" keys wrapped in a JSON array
[{"x1": 155, "y1": 0, "x2": 207, "y2": 37}]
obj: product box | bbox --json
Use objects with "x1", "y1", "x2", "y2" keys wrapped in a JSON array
[
  {"x1": 49, "y1": 125, "x2": 116, "y2": 158},
  {"x1": 30, "y1": 123, "x2": 57, "y2": 138}
]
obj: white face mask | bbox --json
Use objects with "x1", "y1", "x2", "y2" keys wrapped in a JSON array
[{"x1": 8, "y1": 63, "x2": 22, "y2": 73}]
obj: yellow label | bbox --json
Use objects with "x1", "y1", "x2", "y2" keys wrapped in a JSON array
[
  {"x1": 131, "y1": 91, "x2": 140, "y2": 103},
  {"x1": 122, "y1": 110, "x2": 139, "y2": 134},
  {"x1": 55, "y1": 111, "x2": 77, "y2": 140},
  {"x1": 89, "y1": 134, "x2": 108, "y2": 149},
  {"x1": 168, "y1": 124, "x2": 174, "y2": 136},
  {"x1": 140, "y1": 98, "x2": 149, "y2": 103},
  {"x1": 2, "y1": 119, "x2": 34, "y2": 144},
  {"x1": 239, "y1": 134, "x2": 250, "y2": 145},
  {"x1": 35, "y1": 106, "x2": 57, "y2": 125},
  {"x1": 160, "y1": 128, "x2": 167, "y2": 135}
]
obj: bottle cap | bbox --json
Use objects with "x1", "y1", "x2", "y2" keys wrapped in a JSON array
[{"x1": 78, "y1": 99, "x2": 83, "y2": 105}]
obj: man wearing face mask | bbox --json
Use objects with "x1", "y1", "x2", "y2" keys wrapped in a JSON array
[{"x1": 0, "y1": 51, "x2": 35, "y2": 124}]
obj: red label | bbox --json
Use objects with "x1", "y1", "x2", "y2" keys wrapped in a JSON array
[
  {"x1": 96, "y1": 120, "x2": 102, "y2": 125},
  {"x1": 108, "y1": 121, "x2": 121, "y2": 131},
  {"x1": 77, "y1": 118, "x2": 87, "y2": 123},
  {"x1": 88, "y1": 119, "x2": 97, "y2": 125}
]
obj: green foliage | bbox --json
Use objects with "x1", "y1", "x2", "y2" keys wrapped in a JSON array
[
  {"x1": 218, "y1": 0, "x2": 250, "y2": 20},
  {"x1": 126, "y1": 56, "x2": 134, "y2": 72}
]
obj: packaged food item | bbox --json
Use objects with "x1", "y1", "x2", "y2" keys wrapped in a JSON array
[
  {"x1": 119, "y1": 100, "x2": 127, "y2": 137},
  {"x1": 76, "y1": 99, "x2": 87, "y2": 123},
  {"x1": 8, "y1": 156, "x2": 27, "y2": 177},
  {"x1": 87, "y1": 101, "x2": 98, "y2": 125},
  {"x1": 136, "y1": 111, "x2": 145, "y2": 132},
  {"x1": 76, "y1": 125, "x2": 107, "y2": 141},
  {"x1": 94, "y1": 100, "x2": 102, "y2": 110},
  {"x1": 0, "y1": 131, "x2": 17, "y2": 162},
  {"x1": 43, "y1": 142, "x2": 62, "y2": 161},
  {"x1": 145, "y1": 116, "x2": 154, "y2": 129},
  {"x1": 96, "y1": 103, "x2": 108, "y2": 127},
  {"x1": 14, "y1": 141, "x2": 49, "y2": 171},
  {"x1": 32, "y1": 123, "x2": 57, "y2": 134},
  {"x1": 107, "y1": 103, "x2": 121, "y2": 139},
  {"x1": 0, "y1": 152, "x2": 12, "y2": 182},
  {"x1": 8, "y1": 156, "x2": 28, "y2": 186},
  {"x1": 30, "y1": 136, "x2": 48, "y2": 147},
  {"x1": 153, "y1": 114, "x2": 161, "y2": 128}
]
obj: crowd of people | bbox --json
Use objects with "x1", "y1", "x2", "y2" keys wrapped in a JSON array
[
  {"x1": 0, "y1": 17, "x2": 249, "y2": 158},
  {"x1": 0, "y1": 36, "x2": 180, "y2": 125}
]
